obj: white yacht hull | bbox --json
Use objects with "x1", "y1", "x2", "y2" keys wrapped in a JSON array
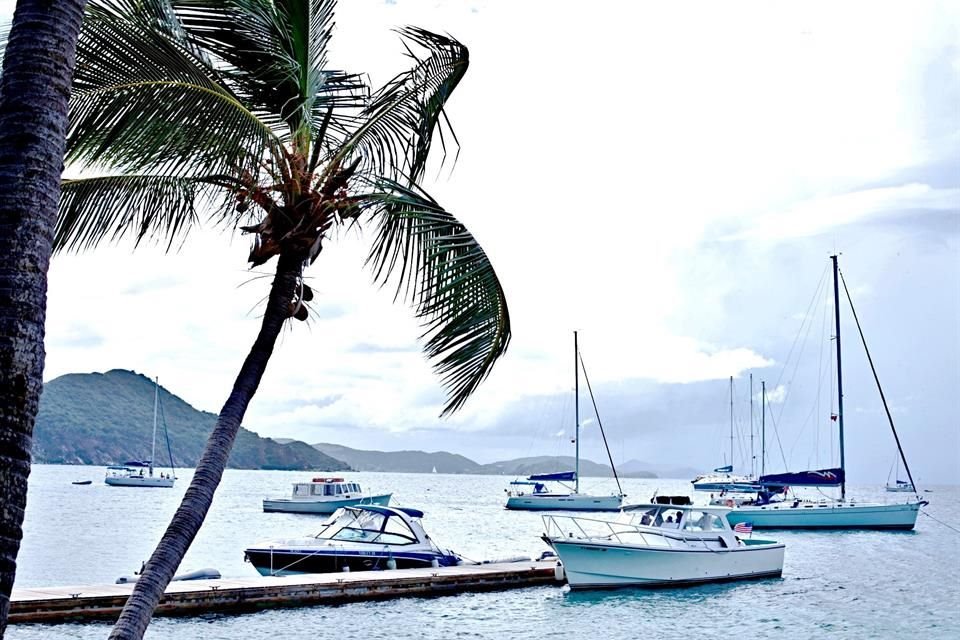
[
  {"x1": 549, "y1": 539, "x2": 784, "y2": 589},
  {"x1": 262, "y1": 493, "x2": 392, "y2": 514},
  {"x1": 727, "y1": 500, "x2": 923, "y2": 530},
  {"x1": 505, "y1": 493, "x2": 622, "y2": 512},
  {"x1": 105, "y1": 475, "x2": 174, "y2": 488}
]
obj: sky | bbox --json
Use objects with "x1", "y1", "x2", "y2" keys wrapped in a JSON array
[{"x1": 2, "y1": 1, "x2": 958, "y2": 483}]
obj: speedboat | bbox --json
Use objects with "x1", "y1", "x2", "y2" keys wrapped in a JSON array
[
  {"x1": 542, "y1": 504, "x2": 784, "y2": 589},
  {"x1": 262, "y1": 477, "x2": 391, "y2": 514},
  {"x1": 244, "y1": 505, "x2": 463, "y2": 576}
]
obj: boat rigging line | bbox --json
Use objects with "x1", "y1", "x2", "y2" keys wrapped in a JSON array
[
  {"x1": 576, "y1": 350, "x2": 624, "y2": 499},
  {"x1": 838, "y1": 269, "x2": 922, "y2": 502}
]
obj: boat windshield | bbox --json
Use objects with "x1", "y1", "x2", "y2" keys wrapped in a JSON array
[{"x1": 318, "y1": 509, "x2": 418, "y2": 545}]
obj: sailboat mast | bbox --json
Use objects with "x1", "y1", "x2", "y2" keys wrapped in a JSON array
[
  {"x1": 831, "y1": 255, "x2": 847, "y2": 501},
  {"x1": 150, "y1": 377, "x2": 159, "y2": 477},
  {"x1": 761, "y1": 380, "x2": 766, "y2": 477},
  {"x1": 574, "y1": 330, "x2": 580, "y2": 494},
  {"x1": 750, "y1": 373, "x2": 754, "y2": 478},
  {"x1": 729, "y1": 375, "x2": 734, "y2": 470}
]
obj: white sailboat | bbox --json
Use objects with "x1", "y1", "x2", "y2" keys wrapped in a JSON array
[
  {"x1": 505, "y1": 331, "x2": 624, "y2": 511},
  {"x1": 105, "y1": 376, "x2": 176, "y2": 488},
  {"x1": 727, "y1": 255, "x2": 927, "y2": 530},
  {"x1": 691, "y1": 376, "x2": 760, "y2": 492}
]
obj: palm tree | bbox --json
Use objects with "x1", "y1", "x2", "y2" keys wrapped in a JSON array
[
  {"x1": 0, "y1": 1, "x2": 87, "y2": 635},
  {"x1": 56, "y1": 1, "x2": 510, "y2": 637}
]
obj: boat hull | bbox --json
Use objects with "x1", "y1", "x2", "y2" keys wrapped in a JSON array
[
  {"x1": 727, "y1": 500, "x2": 923, "y2": 530},
  {"x1": 549, "y1": 539, "x2": 784, "y2": 589},
  {"x1": 105, "y1": 475, "x2": 174, "y2": 488},
  {"x1": 262, "y1": 493, "x2": 392, "y2": 514},
  {"x1": 244, "y1": 548, "x2": 458, "y2": 576},
  {"x1": 505, "y1": 494, "x2": 622, "y2": 512}
]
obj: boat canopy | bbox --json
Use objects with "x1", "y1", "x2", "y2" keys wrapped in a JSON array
[
  {"x1": 527, "y1": 471, "x2": 576, "y2": 482},
  {"x1": 352, "y1": 505, "x2": 425, "y2": 519},
  {"x1": 759, "y1": 467, "x2": 844, "y2": 487}
]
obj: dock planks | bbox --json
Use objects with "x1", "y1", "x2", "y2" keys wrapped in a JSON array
[{"x1": 9, "y1": 559, "x2": 563, "y2": 624}]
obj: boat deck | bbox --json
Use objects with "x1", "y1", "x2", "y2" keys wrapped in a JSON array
[{"x1": 9, "y1": 559, "x2": 562, "y2": 624}]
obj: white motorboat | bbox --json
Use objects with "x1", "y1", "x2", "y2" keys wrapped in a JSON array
[
  {"x1": 505, "y1": 331, "x2": 624, "y2": 512},
  {"x1": 244, "y1": 505, "x2": 462, "y2": 576},
  {"x1": 262, "y1": 477, "x2": 391, "y2": 514},
  {"x1": 542, "y1": 504, "x2": 784, "y2": 589},
  {"x1": 105, "y1": 376, "x2": 176, "y2": 488},
  {"x1": 727, "y1": 256, "x2": 926, "y2": 530}
]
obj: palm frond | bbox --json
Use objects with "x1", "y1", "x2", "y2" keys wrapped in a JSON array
[
  {"x1": 365, "y1": 179, "x2": 510, "y2": 416},
  {"x1": 69, "y1": 12, "x2": 284, "y2": 179},
  {"x1": 168, "y1": 0, "x2": 366, "y2": 143},
  {"x1": 56, "y1": 174, "x2": 235, "y2": 252},
  {"x1": 336, "y1": 28, "x2": 468, "y2": 185}
]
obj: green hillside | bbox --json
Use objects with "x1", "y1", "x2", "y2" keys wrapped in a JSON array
[
  {"x1": 313, "y1": 443, "x2": 484, "y2": 474},
  {"x1": 34, "y1": 370, "x2": 349, "y2": 471},
  {"x1": 310, "y1": 444, "x2": 657, "y2": 478}
]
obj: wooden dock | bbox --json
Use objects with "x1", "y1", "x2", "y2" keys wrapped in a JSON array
[{"x1": 9, "y1": 559, "x2": 563, "y2": 624}]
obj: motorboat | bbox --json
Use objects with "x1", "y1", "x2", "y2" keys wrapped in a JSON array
[
  {"x1": 105, "y1": 376, "x2": 176, "y2": 488},
  {"x1": 262, "y1": 477, "x2": 391, "y2": 514},
  {"x1": 244, "y1": 505, "x2": 463, "y2": 576},
  {"x1": 541, "y1": 504, "x2": 784, "y2": 589},
  {"x1": 505, "y1": 331, "x2": 624, "y2": 512}
]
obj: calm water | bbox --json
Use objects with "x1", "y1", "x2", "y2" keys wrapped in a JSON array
[{"x1": 8, "y1": 465, "x2": 960, "y2": 639}]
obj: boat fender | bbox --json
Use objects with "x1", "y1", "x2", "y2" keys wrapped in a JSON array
[
  {"x1": 342, "y1": 566, "x2": 350, "y2": 572},
  {"x1": 386, "y1": 558, "x2": 397, "y2": 570},
  {"x1": 431, "y1": 559, "x2": 440, "y2": 568},
  {"x1": 554, "y1": 561, "x2": 565, "y2": 582}
]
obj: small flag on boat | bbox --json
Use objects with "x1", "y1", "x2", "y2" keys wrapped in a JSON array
[{"x1": 734, "y1": 522, "x2": 753, "y2": 534}]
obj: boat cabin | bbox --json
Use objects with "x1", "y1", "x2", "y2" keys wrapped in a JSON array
[
  {"x1": 621, "y1": 504, "x2": 734, "y2": 533},
  {"x1": 291, "y1": 477, "x2": 361, "y2": 499}
]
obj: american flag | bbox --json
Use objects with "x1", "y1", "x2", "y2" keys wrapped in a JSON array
[{"x1": 733, "y1": 522, "x2": 753, "y2": 534}]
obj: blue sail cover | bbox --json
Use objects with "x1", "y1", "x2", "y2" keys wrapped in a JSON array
[
  {"x1": 713, "y1": 465, "x2": 734, "y2": 473},
  {"x1": 760, "y1": 467, "x2": 844, "y2": 487},
  {"x1": 527, "y1": 471, "x2": 576, "y2": 482}
]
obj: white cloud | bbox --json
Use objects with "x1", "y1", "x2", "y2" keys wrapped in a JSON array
[{"x1": 2, "y1": 0, "x2": 957, "y2": 480}]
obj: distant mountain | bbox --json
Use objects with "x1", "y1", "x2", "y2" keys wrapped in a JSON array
[
  {"x1": 619, "y1": 459, "x2": 699, "y2": 480},
  {"x1": 307, "y1": 444, "x2": 657, "y2": 478},
  {"x1": 480, "y1": 456, "x2": 655, "y2": 479},
  {"x1": 34, "y1": 370, "x2": 349, "y2": 471},
  {"x1": 312, "y1": 443, "x2": 483, "y2": 474}
]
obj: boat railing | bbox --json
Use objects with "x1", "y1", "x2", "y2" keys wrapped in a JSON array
[
  {"x1": 543, "y1": 515, "x2": 677, "y2": 549},
  {"x1": 543, "y1": 514, "x2": 737, "y2": 553}
]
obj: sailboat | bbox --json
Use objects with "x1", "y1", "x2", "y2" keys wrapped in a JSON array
[
  {"x1": 504, "y1": 331, "x2": 624, "y2": 511},
  {"x1": 691, "y1": 376, "x2": 761, "y2": 492},
  {"x1": 105, "y1": 376, "x2": 176, "y2": 488},
  {"x1": 727, "y1": 255, "x2": 927, "y2": 530},
  {"x1": 886, "y1": 457, "x2": 916, "y2": 493}
]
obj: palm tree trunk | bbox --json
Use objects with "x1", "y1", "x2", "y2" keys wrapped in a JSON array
[
  {"x1": 0, "y1": 1, "x2": 87, "y2": 636},
  {"x1": 108, "y1": 252, "x2": 302, "y2": 640}
]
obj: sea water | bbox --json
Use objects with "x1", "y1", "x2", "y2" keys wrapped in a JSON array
[{"x1": 7, "y1": 465, "x2": 960, "y2": 639}]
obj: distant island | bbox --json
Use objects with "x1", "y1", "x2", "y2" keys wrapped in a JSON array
[
  {"x1": 34, "y1": 369, "x2": 685, "y2": 478},
  {"x1": 34, "y1": 370, "x2": 347, "y2": 471}
]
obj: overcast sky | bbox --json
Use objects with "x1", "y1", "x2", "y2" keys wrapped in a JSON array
[{"x1": 2, "y1": 1, "x2": 958, "y2": 483}]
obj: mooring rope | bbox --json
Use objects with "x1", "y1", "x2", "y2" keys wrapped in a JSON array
[{"x1": 921, "y1": 509, "x2": 960, "y2": 535}]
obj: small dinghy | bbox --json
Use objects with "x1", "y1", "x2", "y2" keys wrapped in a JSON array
[{"x1": 71, "y1": 480, "x2": 92, "y2": 485}]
